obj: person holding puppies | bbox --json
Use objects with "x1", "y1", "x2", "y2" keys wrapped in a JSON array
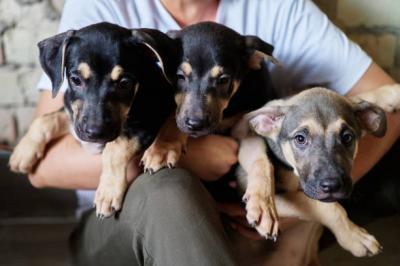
[{"x1": 26, "y1": 0, "x2": 398, "y2": 265}]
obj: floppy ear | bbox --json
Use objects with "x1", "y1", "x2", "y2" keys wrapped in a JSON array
[
  {"x1": 352, "y1": 99, "x2": 387, "y2": 138},
  {"x1": 131, "y1": 29, "x2": 180, "y2": 84},
  {"x1": 232, "y1": 100, "x2": 288, "y2": 139},
  {"x1": 38, "y1": 30, "x2": 75, "y2": 98},
  {"x1": 166, "y1": 30, "x2": 181, "y2": 39},
  {"x1": 244, "y1": 35, "x2": 280, "y2": 70}
]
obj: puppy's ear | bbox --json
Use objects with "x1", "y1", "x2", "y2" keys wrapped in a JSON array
[
  {"x1": 131, "y1": 29, "x2": 180, "y2": 84},
  {"x1": 166, "y1": 30, "x2": 181, "y2": 39},
  {"x1": 232, "y1": 100, "x2": 288, "y2": 139},
  {"x1": 352, "y1": 99, "x2": 387, "y2": 137},
  {"x1": 38, "y1": 30, "x2": 75, "y2": 98},
  {"x1": 244, "y1": 35, "x2": 280, "y2": 70}
]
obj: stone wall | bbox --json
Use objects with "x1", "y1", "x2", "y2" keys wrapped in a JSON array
[
  {"x1": 0, "y1": 0, "x2": 399, "y2": 145},
  {"x1": 0, "y1": 0, "x2": 63, "y2": 145}
]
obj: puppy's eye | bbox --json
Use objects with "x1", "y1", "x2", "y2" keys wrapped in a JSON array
[
  {"x1": 118, "y1": 78, "x2": 134, "y2": 90},
  {"x1": 70, "y1": 75, "x2": 82, "y2": 87},
  {"x1": 177, "y1": 73, "x2": 186, "y2": 81},
  {"x1": 293, "y1": 131, "x2": 308, "y2": 147},
  {"x1": 341, "y1": 129, "x2": 354, "y2": 146},
  {"x1": 217, "y1": 75, "x2": 230, "y2": 85}
]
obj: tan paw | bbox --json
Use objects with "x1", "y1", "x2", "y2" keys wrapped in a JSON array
[
  {"x1": 337, "y1": 225, "x2": 382, "y2": 257},
  {"x1": 9, "y1": 137, "x2": 46, "y2": 174},
  {"x1": 243, "y1": 191, "x2": 279, "y2": 241},
  {"x1": 141, "y1": 140, "x2": 186, "y2": 174},
  {"x1": 94, "y1": 175, "x2": 127, "y2": 219}
]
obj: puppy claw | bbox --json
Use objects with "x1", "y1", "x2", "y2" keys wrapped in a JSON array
[
  {"x1": 242, "y1": 194, "x2": 250, "y2": 203},
  {"x1": 337, "y1": 224, "x2": 382, "y2": 257},
  {"x1": 141, "y1": 139, "x2": 185, "y2": 174},
  {"x1": 244, "y1": 191, "x2": 279, "y2": 241}
]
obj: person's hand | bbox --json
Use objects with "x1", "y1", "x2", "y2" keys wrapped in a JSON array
[
  {"x1": 179, "y1": 134, "x2": 239, "y2": 181},
  {"x1": 217, "y1": 201, "x2": 300, "y2": 241}
]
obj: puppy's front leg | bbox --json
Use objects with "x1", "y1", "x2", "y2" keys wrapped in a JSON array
[
  {"x1": 275, "y1": 192, "x2": 382, "y2": 257},
  {"x1": 141, "y1": 115, "x2": 188, "y2": 173},
  {"x1": 238, "y1": 136, "x2": 279, "y2": 240},
  {"x1": 95, "y1": 135, "x2": 140, "y2": 218},
  {"x1": 9, "y1": 110, "x2": 69, "y2": 173}
]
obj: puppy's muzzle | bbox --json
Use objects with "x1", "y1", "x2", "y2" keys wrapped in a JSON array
[
  {"x1": 302, "y1": 175, "x2": 352, "y2": 202},
  {"x1": 185, "y1": 117, "x2": 208, "y2": 131}
]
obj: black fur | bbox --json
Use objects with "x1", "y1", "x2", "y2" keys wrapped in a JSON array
[
  {"x1": 38, "y1": 22, "x2": 178, "y2": 149},
  {"x1": 168, "y1": 22, "x2": 278, "y2": 136}
]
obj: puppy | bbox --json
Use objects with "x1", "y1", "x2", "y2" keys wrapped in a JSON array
[
  {"x1": 141, "y1": 22, "x2": 279, "y2": 172},
  {"x1": 233, "y1": 85, "x2": 400, "y2": 257},
  {"x1": 9, "y1": 22, "x2": 179, "y2": 218}
]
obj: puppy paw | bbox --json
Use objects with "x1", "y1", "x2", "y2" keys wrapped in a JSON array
[
  {"x1": 94, "y1": 175, "x2": 127, "y2": 219},
  {"x1": 9, "y1": 137, "x2": 46, "y2": 174},
  {"x1": 243, "y1": 191, "x2": 279, "y2": 241},
  {"x1": 141, "y1": 140, "x2": 186, "y2": 174},
  {"x1": 337, "y1": 224, "x2": 382, "y2": 257}
]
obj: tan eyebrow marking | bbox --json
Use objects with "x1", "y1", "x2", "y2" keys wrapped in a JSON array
[
  {"x1": 291, "y1": 119, "x2": 324, "y2": 136},
  {"x1": 78, "y1": 62, "x2": 91, "y2": 79},
  {"x1": 180, "y1": 62, "x2": 192, "y2": 76},
  {"x1": 210, "y1": 65, "x2": 223, "y2": 78},
  {"x1": 111, "y1": 65, "x2": 124, "y2": 81}
]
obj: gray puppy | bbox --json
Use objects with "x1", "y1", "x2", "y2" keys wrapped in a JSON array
[{"x1": 233, "y1": 85, "x2": 400, "y2": 257}]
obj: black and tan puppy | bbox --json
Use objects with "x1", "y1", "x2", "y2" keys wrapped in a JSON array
[
  {"x1": 142, "y1": 22, "x2": 279, "y2": 172},
  {"x1": 233, "y1": 85, "x2": 400, "y2": 256},
  {"x1": 9, "y1": 22, "x2": 179, "y2": 218}
]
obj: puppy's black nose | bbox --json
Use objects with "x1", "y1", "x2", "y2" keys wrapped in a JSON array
[
  {"x1": 185, "y1": 118, "x2": 205, "y2": 131},
  {"x1": 319, "y1": 178, "x2": 341, "y2": 193},
  {"x1": 84, "y1": 125, "x2": 104, "y2": 139}
]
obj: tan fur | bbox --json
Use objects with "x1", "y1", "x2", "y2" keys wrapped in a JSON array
[
  {"x1": 210, "y1": 65, "x2": 223, "y2": 78},
  {"x1": 180, "y1": 62, "x2": 192, "y2": 76},
  {"x1": 218, "y1": 99, "x2": 230, "y2": 110},
  {"x1": 141, "y1": 115, "x2": 188, "y2": 172},
  {"x1": 238, "y1": 136, "x2": 279, "y2": 238},
  {"x1": 70, "y1": 100, "x2": 83, "y2": 121},
  {"x1": 218, "y1": 113, "x2": 244, "y2": 132},
  {"x1": 281, "y1": 141, "x2": 299, "y2": 176},
  {"x1": 231, "y1": 80, "x2": 240, "y2": 97},
  {"x1": 9, "y1": 111, "x2": 70, "y2": 173},
  {"x1": 94, "y1": 136, "x2": 141, "y2": 217},
  {"x1": 352, "y1": 84, "x2": 400, "y2": 113},
  {"x1": 110, "y1": 65, "x2": 124, "y2": 81},
  {"x1": 274, "y1": 191, "x2": 382, "y2": 257},
  {"x1": 78, "y1": 62, "x2": 91, "y2": 79},
  {"x1": 248, "y1": 50, "x2": 280, "y2": 70},
  {"x1": 294, "y1": 119, "x2": 324, "y2": 136},
  {"x1": 175, "y1": 92, "x2": 184, "y2": 106}
]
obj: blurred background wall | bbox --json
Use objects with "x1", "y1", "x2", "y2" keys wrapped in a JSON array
[{"x1": 0, "y1": 0, "x2": 399, "y2": 145}]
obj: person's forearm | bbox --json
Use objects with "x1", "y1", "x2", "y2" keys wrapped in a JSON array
[
  {"x1": 29, "y1": 134, "x2": 141, "y2": 189},
  {"x1": 346, "y1": 62, "x2": 398, "y2": 182},
  {"x1": 351, "y1": 111, "x2": 400, "y2": 182},
  {"x1": 28, "y1": 134, "x2": 102, "y2": 189}
]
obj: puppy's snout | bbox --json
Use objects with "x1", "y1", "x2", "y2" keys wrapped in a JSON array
[
  {"x1": 319, "y1": 178, "x2": 341, "y2": 193},
  {"x1": 84, "y1": 125, "x2": 104, "y2": 139},
  {"x1": 81, "y1": 115, "x2": 113, "y2": 140},
  {"x1": 185, "y1": 118, "x2": 206, "y2": 131}
]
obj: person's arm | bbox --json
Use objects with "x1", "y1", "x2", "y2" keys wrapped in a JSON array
[
  {"x1": 28, "y1": 90, "x2": 238, "y2": 189},
  {"x1": 346, "y1": 62, "x2": 399, "y2": 182}
]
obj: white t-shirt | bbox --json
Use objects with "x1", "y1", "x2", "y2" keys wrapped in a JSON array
[{"x1": 36, "y1": 0, "x2": 372, "y2": 210}]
